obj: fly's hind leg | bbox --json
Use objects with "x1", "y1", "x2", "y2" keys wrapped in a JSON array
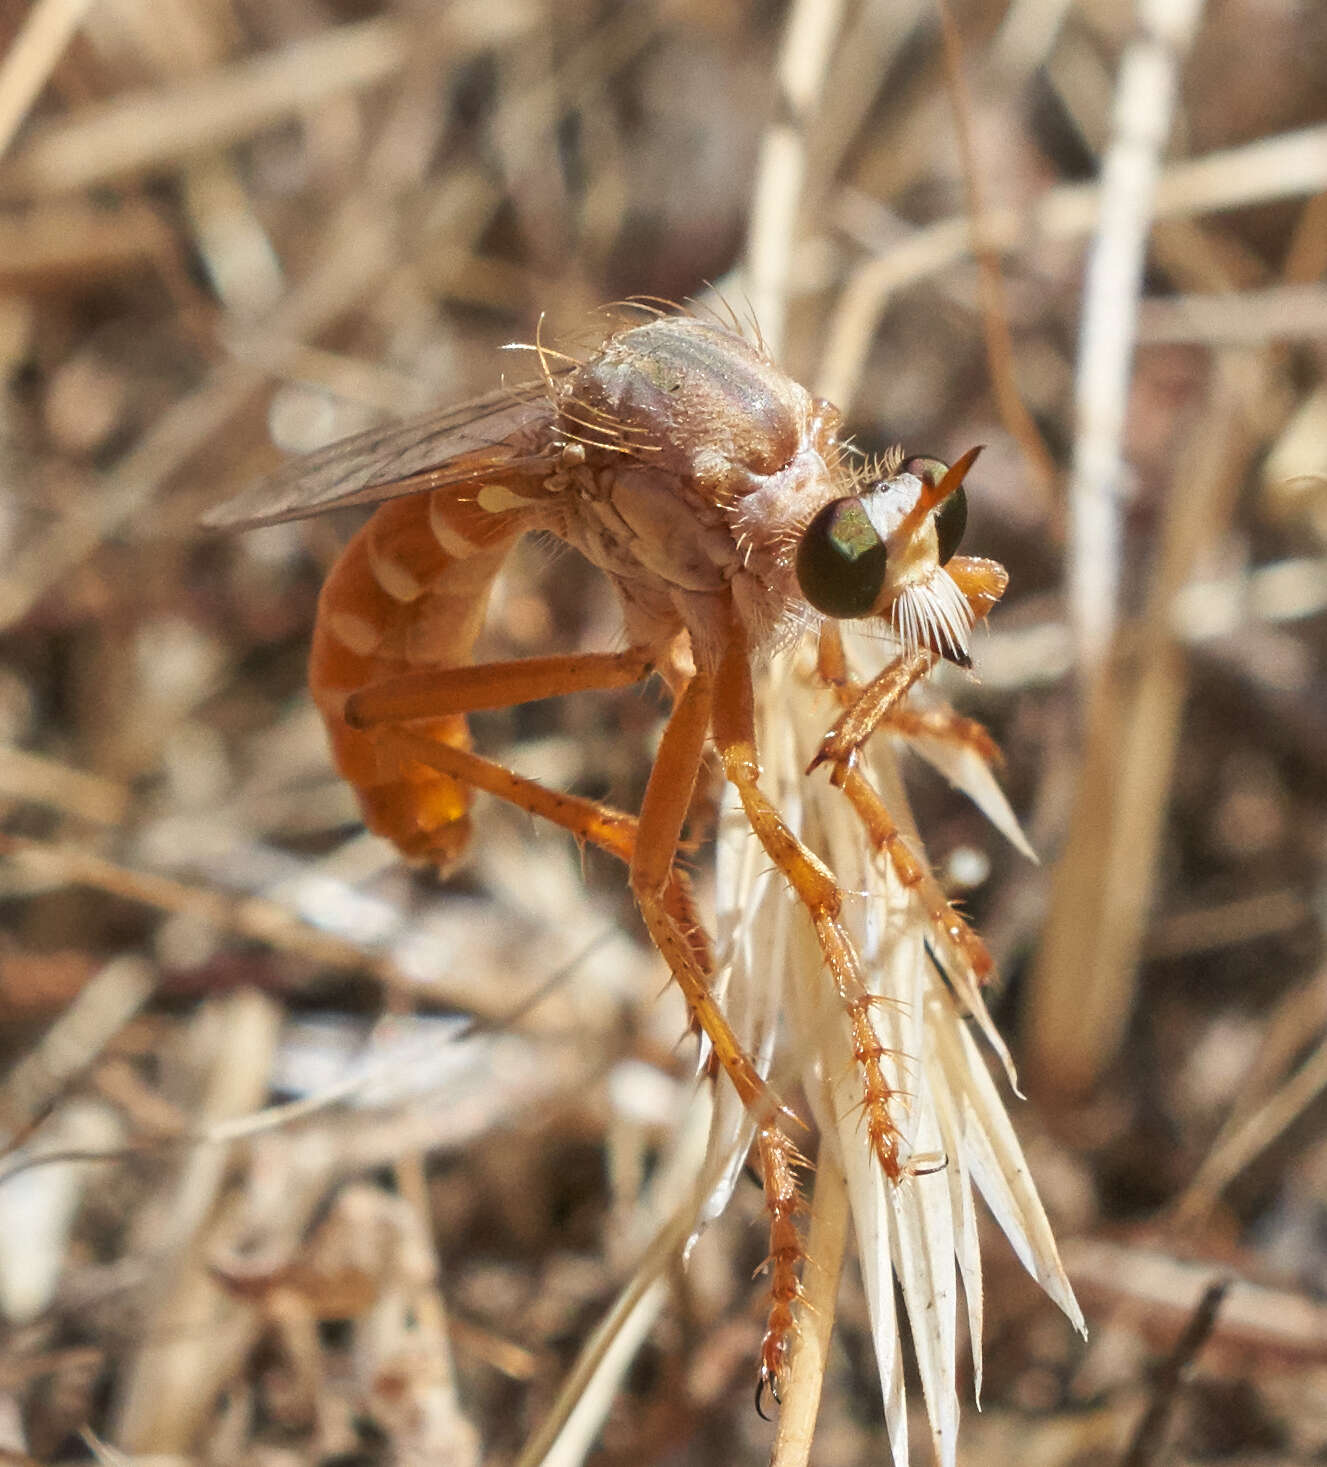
[
  {"x1": 361, "y1": 652, "x2": 807, "y2": 1400},
  {"x1": 380, "y1": 726, "x2": 711, "y2": 974},
  {"x1": 352, "y1": 647, "x2": 707, "y2": 971},
  {"x1": 354, "y1": 648, "x2": 778, "y2": 1096},
  {"x1": 345, "y1": 648, "x2": 656, "y2": 729}
]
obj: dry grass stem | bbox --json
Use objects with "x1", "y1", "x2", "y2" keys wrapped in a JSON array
[
  {"x1": 1172, "y1": 1030, "x2": 1327, "y2": 1233},
  {"x1": 1028, "y1": 351, "x2": 1269, "y2": 1091},
  {"x1": 743, "y1": 0, "x2": 846, "y2": 357},
  {"x1": 1068, "y1": 0, "x2": 1206, "y2": 677},
  {"x1": 935, "y1": 0, "x2": 1058, "y2": 502},
  {"x1": 819, "y1": 122, "x2": 1327, "y2": 409},
  {"x1": 0, "y1": 0, "x2": 96, "y2": 158}
]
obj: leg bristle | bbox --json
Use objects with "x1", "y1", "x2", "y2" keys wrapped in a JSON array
[{"x1": 755, "y1": 1124, "x2": 807, "y2": 1412}]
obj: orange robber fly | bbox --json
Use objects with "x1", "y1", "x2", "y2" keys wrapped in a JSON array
[{"x1": 209, "y1": 306, "x2": 1009, "y2": 1401}]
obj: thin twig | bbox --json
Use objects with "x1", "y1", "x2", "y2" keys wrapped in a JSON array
[
  {"x1": 0, "y1": 744, "x2": 130, "y2": 825},
  {"x1": 1067, "y1": 0, "x2": 1206, "y2": 680},
  {"x1": 741, "y1": 0, "x2": 847, "y2": 1448},
  {"x1": 0, "y1": 19, "x2": 408, "y2": 195},
  {"x1": 770, "y1": 1137, "x2": 850, "y2": 1467},
  {"x1": 1171, "y1": 1029, "x2": 1327, "y2": 1231},
  {"x1": 1120, "y1": 1280, "x2": 1229, "y2": 1467},
  {"x1": 818, "y1": 122, "x2": 1327, "y2": 409},
  {"x1": 0, "y1": 0, "x2": 96, "y2": 158},
  {"x1": 1137, "y1": 281, "x2": 1327, "y2": 345},
  {"x1": 0, "y1": 197, "x2": 398, "y2": 631},
  {"x1": 744, "y1": 0, "x2": 846, "y2": 357},
  {"x1": 934, "y1": 0, "x2": 1058, "y2": 503},
  {"x1": 0, "y1": 956, "x2": 155, "y2": 1143},
  {"x1": 1025, "y1": 348, "x2": 1269, "y2": 1093},
  {"x1": 0, "y1": 833, "x2": 412, "y2": 986}
]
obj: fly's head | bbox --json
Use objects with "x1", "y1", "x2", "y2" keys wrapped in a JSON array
[{"x1": 794, "y1": 446, "x2": 999, "y2": 667}]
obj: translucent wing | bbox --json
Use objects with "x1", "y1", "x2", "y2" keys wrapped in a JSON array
[{"x1": 207, "y1": 378, "x2": 560, "y2": 530}]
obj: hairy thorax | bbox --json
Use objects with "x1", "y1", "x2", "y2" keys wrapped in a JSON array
[{"x1": 550, "y1": 316, "x2": 852, "y2": 668}]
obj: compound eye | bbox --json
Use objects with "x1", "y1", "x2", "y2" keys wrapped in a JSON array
[
  {"x1": 795, "y1": 496, "x2": 888, "y2": 619},
  {"x1": 905, "y1": 455, "x2": 967, "y2": 565}
]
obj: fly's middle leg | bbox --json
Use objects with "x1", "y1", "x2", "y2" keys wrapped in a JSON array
[
  {"x1": 709, "y1": 615, "x2": 918, "y2": 1397},
  {"x1": 628, "y1": 668, "x2": 809, "y2": 1407},
  {"x1": 712, "y1": 618, "x2": 909, "y2": 1180},
  {"x1": 835, "y1": 763, "x2": 996, "y2": 985}
]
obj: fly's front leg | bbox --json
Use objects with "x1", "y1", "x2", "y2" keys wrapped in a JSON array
[
  {"x1": 811, "y1": 600, "x2": 1004, "y2": 989},
  {"x1": 807, "y1": 647, "x2": 934, "y2": 774},
  {"x1": 808, "y1": 555, "x2": 1008, "y2": 773},
  {"x1": 817, "y1": 624, "x2": 1001, "y2": 761}
]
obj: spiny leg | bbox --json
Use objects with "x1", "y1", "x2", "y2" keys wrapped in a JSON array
[
  {"x1": 834, "y1": 763, "x2": 995, "y2": 985},
  {"x1": 815, "y1": 623, "x2": 1002, "y2": 764},
  {"x1": 753, "y1": 1127, "x2": 807, "y2": 1418},
  {"x1": 807, "y1": 645, "x2": 934, "y2": 774},
  {"x1": 378, "y1": 727, "x2": 713, "y2": 978},
  {"x1": 710, "y1": 608, "x2": 910, "y2": 1389},
  {"x1": 809, "y1": 598, "x2": 1004, "y2": 987},
  {"x1": 881, "y1": 706, "x2": 1003, "y2": 765},
  {"x1": 352, "y1": 646, "x2": 705, "y2": 967},
  {"x1": 372, "y1": 660, "x2": 806, "y2": 1346},
  {"x1": 360, "y1": 652, "x2": 780, "y2": 1113},
  {"x1": 808, "y1": 556, "x2": 1007, "y2": 773},
  {"x1": 627, "y1": 669, "x2": 810, "y2": 1400}
]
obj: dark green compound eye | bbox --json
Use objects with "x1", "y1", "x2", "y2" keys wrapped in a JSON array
[
  {"x1": 795, "y1": 496, "x2": 888, "y2": 619},
  {"x1": 904, "y1": 456, "x2": 967, "y2": 565}
]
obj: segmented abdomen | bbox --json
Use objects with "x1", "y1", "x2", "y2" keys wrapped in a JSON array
[{"x1": 308, "y1": 489, "x2": 524, "y2": 867}]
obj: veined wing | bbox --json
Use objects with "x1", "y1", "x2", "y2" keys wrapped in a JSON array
[{"x1": 207, "y1": 378, "x2": 560, "y2": 530}]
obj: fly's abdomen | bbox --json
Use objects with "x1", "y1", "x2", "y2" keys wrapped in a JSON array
[{"x1": 309, "y1": 489, "x2": 522, "y2": 867}]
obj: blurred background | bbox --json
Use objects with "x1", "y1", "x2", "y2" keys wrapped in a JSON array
[{"x1": 0, "y1": 0, "x2": 1324, "y2": 1462}]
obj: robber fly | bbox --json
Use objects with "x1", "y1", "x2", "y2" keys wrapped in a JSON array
[{"x1": 210, "y1": 307, "x2": 1008, "y2": 1397}]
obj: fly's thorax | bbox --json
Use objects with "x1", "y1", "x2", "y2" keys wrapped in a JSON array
[
  {"x1": 561, "y1": 317, "x2": 813, "y2": 486},
  {"x1": 564, "y1": 460, "x2": 739, "y2": 595}
]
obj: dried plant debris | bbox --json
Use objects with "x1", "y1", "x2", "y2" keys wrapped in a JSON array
[{"x1": 1, "y1": 2, "x2": 1326, "y2": 1465}]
